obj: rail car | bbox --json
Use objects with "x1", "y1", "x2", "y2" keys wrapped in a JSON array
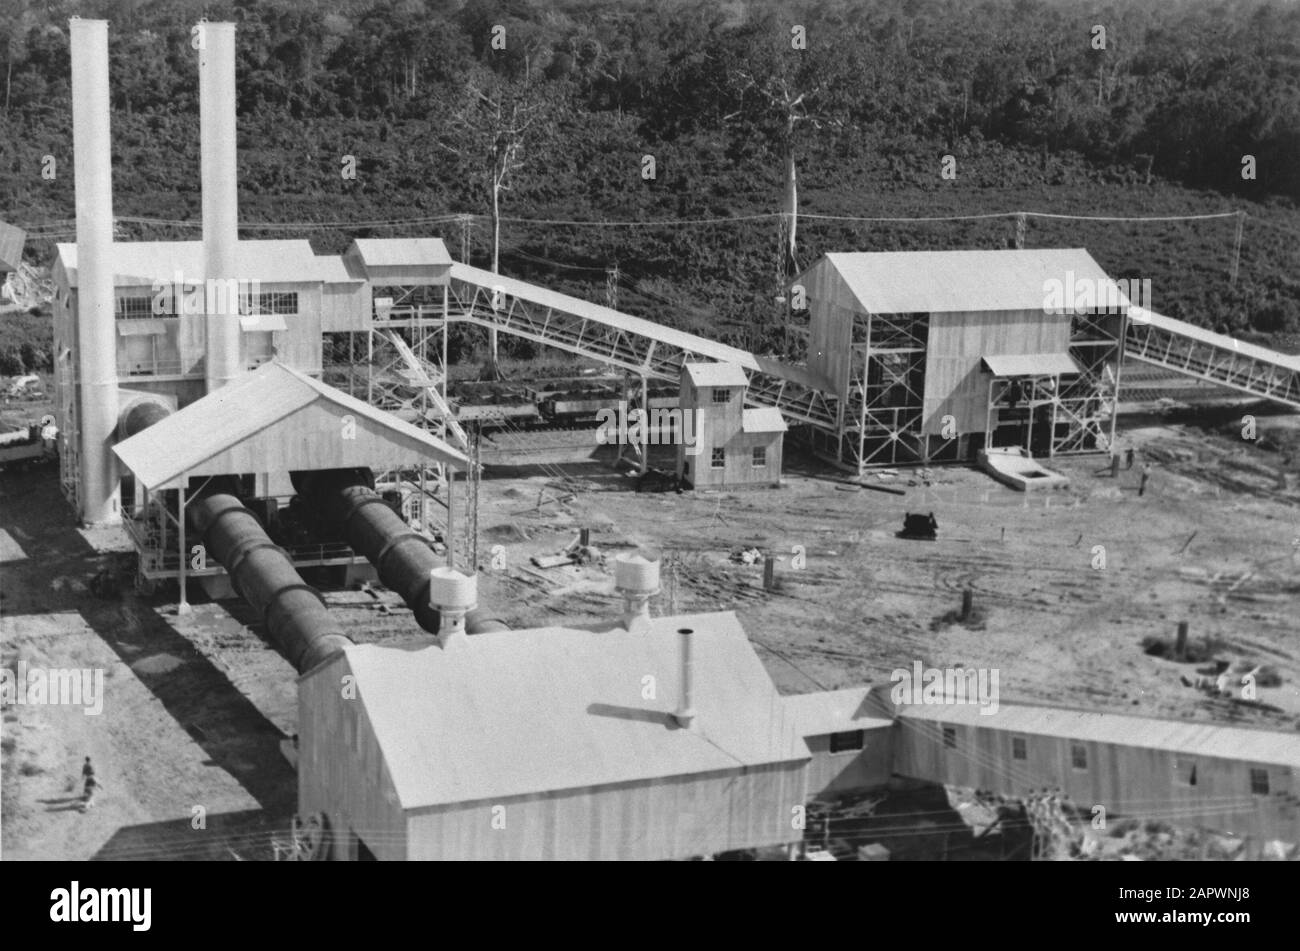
[
  {"x1": 0, "y1": 420, "x2": 57, "y2": 470},
  {"x1": 448, "y1": 377, "x2": 680, "y2": 432}
]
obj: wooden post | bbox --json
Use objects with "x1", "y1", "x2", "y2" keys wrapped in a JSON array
[
  {"x1": 639, "y1": 374, "x2": 649, "y2": 474},
  {"x1": 1110, "y1": 454, "x2": 1120, "y2": 478},
  {"x1": 579, "y1": 527, "x2": 590, "y2": 548},
  {"x1": 763, "y1": 555, "x2": 776, "y2": 591},
  {"x1": 961, "y1": 587, "x2": 974, "y2": 622},
  {"x1": 1175, "y1": 620, "x2": 1189, "y2": 661},
  {"x1": 446, "y1": 465, "x2": 455, "y2": 568},
  {"x1": 177, "y1": 479, "x2": 191, "y2": 615}
]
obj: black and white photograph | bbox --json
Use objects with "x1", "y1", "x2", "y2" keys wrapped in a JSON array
[{"x1": 0, "y1": 0, "x2": 1297, "y2": 901}]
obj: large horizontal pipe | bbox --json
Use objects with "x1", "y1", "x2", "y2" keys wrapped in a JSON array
[
  {"x1": 291, "y1": 468, "x2": 508, "y2": 636},
  {"x1": 117, "y1": 398, "x2": 172, "y2": 441},
  {"x1": 189, "y1": 493, "x2": 353, "y2": 674}
]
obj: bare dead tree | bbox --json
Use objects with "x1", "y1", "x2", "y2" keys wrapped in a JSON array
[
  {"x1": 440, "y1": 74, "x2": 548, "y2": 367},
  {"x1": 731, "y1": 69, "x2": 838, "y2": 278}
]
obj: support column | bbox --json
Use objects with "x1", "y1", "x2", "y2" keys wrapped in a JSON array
[
  {"x1": 639, "y1": 374, "x2": 649, "y2": 474},
  {"x1": 177, "y1": 480, "x2": 191, "y2": 615},
  {"x1": 446, "y1": 466, "x2": 455, "y2": 569}
]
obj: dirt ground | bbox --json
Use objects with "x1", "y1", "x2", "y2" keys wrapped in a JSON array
[{"x1": 3, "y1": 390, "x2": 1299, "y2": 860}]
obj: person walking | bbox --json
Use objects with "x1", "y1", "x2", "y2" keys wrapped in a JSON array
[
  {"x1": 1125, "y1": 447, "x2": 1135, "y2": 470},
  {"x1": 80, "y1": 774, "x2": 103, "y2": 812},
  {"x1": 81, "y1": 757, "x2": 94, "y2": 781},
  {"x1": 1139, "y1": 462, "x2": 1152, "y2": 497}
]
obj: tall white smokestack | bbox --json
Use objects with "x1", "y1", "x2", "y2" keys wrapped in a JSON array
[
  {"x1": 70, "y1": 18, "x2": 121, "y2": 526},
  {"x1": 198, "y1": 21, "x2": 241, "y2": 391}
]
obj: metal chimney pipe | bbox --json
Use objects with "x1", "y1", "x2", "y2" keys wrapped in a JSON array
[
  {"x1": 674, "y1": 627, "x2": 696, "y2": 728},
  {"x1": 69, "y1": 18, "x2": 121, "y2": 526},
  {"x1": 198, "y1": 21, "x2": 241, "y2": 391}
]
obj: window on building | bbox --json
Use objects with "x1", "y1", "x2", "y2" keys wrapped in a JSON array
[
  {"x1": 1012, "y1": 736, "x2": 1027, "y2": 761},
  {"x1": 1175, "y1": 758, "x2": 1198, "y2": 787},
  {"x1": 711, "y1": 387, "x2": 732, "y2": 404},
  {"x1": 1250, "y1": 768, "x2": 1270, "y2": 796},
  {"x1": 1071, "y1": 744, "x2": 1088, "y2": 771},
  {"x1": 942, "y1": 726, "x2": 956, "y2": 749},
  {"x1": 115, "y1": 296, "x2": 157, "y2": 319},
  {"x1": 829, "y1": 730, "x2": 865, "y2": 753},
  {"x1": 710, "y1": 448, "x2": 725, "y2": 470},
  {"x1": 752, "y1": 446, "x2": 767, "y2": 468},
  {"x1": 244, "y1": 291, "x2": 298, "y2": 315}
]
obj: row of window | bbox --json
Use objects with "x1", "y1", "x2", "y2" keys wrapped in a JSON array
[
  {"x1": 709, "y1": 446, "x2": 767, "y2": 469},
  {"x1": 938, "y1": 727, "x2": 1272, "y2": 795},
  {"x1": 114, "y1": 292, "x2": 299, "y2": 318}
]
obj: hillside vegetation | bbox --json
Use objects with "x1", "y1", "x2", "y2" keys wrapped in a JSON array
[{"x1": 2, "y1": 0, "x2": 1299, "y2": 368}]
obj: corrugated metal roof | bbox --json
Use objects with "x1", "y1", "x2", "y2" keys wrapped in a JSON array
[
  {"x1": 55, "y1": 240, "x2": 352, "y2": 288},
  {"x1": 898, "y1": 701, "x2": 1300, "y2": 768},
  {"x1": 742, "y1": 407, "x2": 788, "y2": 433},
  {"x1": 983, "y1": 353, "x2": 1081, "y2": 377},
  {"x1": 683, "y1": 361, "x2": 749, "y2": 388},
  {"x1": 450, "y1": 263, "x2": 763, "y2": 370},
  {"x1": 113, "y1": 361, "x2": 468, "y2": 489},
  {"x1": 1130, "y1": 305, "x2": 1300, "y2": 373},
  {"x1": 0, "y1": 219, "x2": 26, "y2": 272},
  {"x1": 325, "y1": 611, "x2": 809, "y2": 810},
  {"x1": 821, "y1": 248, "x2": 1116, "y2": 315},
  {"x1": 783, "y1": 687, "x2": 894, "y2": 737},
  {"x1": 348, "y1": 237, "x2": 452, "y2": 269}
]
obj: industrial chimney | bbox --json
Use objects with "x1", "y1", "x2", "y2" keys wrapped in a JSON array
[
  {"x1": 428, "y1": 567, "x2": 479, "y2": 648},
  {"x1": 674, "y1": 627, "x2": 696, "y2": 728},
  {"x1": 69, "y1": 18, "x2": 122, "y2": 526},
  {"x1": 198, "y1": 21, "x2": 241, "y2": 392},
  {"x1": 614, "y1": 553, "x2": 659, "y2": 634}
]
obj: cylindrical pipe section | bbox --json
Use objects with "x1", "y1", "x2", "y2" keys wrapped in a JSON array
[
  {"x1": 198, "y1": 21, "x2": 242, "y2": 392},
  {"x1": 189, "y1": 494, "x2": 352, "y2": 673},
  {"x1": 117, "y1": 398, "x2": 172, "y2": 441},
  {"x1": 70, "y1": 18, "x2": 121, "y2": 525},
  {"x1": 292, "y1": 469, "x2": 508, "y2": 636},
  {"x1": 675, "y1": 627, "x2": 696, "y2": 728}
]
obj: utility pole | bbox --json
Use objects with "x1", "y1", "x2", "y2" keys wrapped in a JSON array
[
  {"x1": 468, "y1": 428, "x2": 481, "y2": 570},
  {"x1": 606, "y1": 264, "x2": 619, "y2": 310},
  {"x1": 1230, "y1": 212, "x2": 1244, "y2": 287},
  {"x1": 459, "y1": 213, "x2": 472, "y2": 264}
]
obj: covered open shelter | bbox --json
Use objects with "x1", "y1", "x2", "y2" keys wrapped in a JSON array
[{"x1": 112, "y1": 360, "x2": 468, "y2": 601}]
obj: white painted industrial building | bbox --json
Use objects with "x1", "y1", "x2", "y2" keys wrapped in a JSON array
[{"x1": 297, "y1": 610, "x2": 810, "y2": 860}]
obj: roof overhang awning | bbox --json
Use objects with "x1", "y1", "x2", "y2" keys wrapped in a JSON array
[
  {"x1": 117, "y1": 319, "x2": 170, "y2": 336},
  {"x1": 240, "y1": 314, "x2": 288, "y2": 332},
  {"x1": 983, "y1": 353, "x2": 1081, "y2": 378}
]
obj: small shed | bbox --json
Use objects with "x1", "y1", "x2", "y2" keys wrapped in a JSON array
[{"x1": 676, "y1": 362, "x2": 786, "y2": 489}]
